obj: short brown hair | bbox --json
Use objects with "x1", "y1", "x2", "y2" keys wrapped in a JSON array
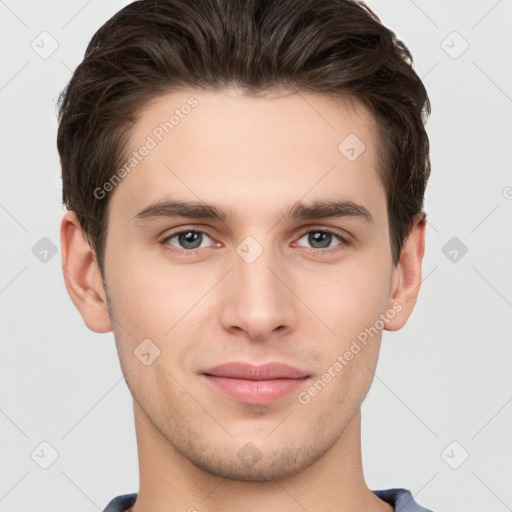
[{"x1": 57, "y1": 0, "x2": 431, "y2": 275}]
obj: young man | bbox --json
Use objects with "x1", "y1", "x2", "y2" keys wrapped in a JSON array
[{"x1": 58, "y1": 0, "x2": 433, "y2": 510}]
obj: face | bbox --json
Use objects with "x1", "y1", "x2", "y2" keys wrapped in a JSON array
[{"x1": 95, "y1": 88, "x2": 403, "y2": 480}]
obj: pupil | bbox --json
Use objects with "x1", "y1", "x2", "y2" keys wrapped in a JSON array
[
  {"x1": 309, "y1": 231, "x2": 331, "y2": 249},
  {"x1": 180, "y1": 231, "x2": 201, "y2": 249}
]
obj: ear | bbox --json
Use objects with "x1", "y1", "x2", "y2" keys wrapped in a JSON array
[
  {"x1": 60, "y1": 211, "x2": 112, "y2": 333},
  {"x1": 385, "y1": 213, "x2": 427, "y2": 332}
]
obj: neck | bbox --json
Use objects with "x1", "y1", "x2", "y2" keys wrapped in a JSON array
[{"x1": 129, "y1": 401, "x2": 392, "y2": 512}]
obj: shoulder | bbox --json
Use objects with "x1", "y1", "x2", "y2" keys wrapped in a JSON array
[
  {"x1": 102, "y1": 493, "x2": 138, "y2": 512},
  {"x1": 373, "y1": 488, "x2": 435, "y2": 512}
]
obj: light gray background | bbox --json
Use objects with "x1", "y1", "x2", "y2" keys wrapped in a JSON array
[{"x1": 1, "y1": 1, "x2": 511, "y2": 511}]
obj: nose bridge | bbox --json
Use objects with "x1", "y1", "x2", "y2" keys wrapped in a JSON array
[{"x1": 221, "y1": 235, "x2": 296, "y2": 339}]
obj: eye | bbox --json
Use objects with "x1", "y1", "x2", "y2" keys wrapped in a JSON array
[
  {"x1": 295, "y1": 229, "x2": 348, "y2": 252},
  {"x1": 160, "y1": 227, "x2": 349, "y2": 256},
  {"x1": 162, "y1": 230, "x2": 215, "y2": 252}
]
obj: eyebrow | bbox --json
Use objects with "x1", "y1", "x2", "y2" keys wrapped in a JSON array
[{"x1": 132, "y1": 198, "x2": 374, "y2": 225}]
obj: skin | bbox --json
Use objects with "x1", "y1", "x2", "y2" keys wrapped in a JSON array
[{"x1": 61, "y1": 87, "x2": 426, "y2": 512}]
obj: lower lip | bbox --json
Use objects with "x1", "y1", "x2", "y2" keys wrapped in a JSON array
[{"x1": 202, "y1": 375, "x2": 310, "y2": 404}]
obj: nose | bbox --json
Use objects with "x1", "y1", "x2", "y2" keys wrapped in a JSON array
[{"x1": 219, "y1": 243, "x2": 297, "y2": 342}]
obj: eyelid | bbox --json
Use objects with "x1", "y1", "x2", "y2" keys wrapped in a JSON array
[
  {"x1": 160, "y1": 228, "x2": 218, "y2": 251},
  {"x1": 293, "y1": 227, "x2": 349, "y2": 251},
  {"x1": 160, "y1": 225, "x2": 351, "y2": 254}
]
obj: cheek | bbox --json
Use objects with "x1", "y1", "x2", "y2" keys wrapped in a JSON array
[
  {"x1": 107, "y1": 249, "x2": 194, "y2": 335},
  {"x1": 106, "y1": 230, "x2": 391, "y2": 352},
  {"x1": 296, "y1": 259, "x2": 389, "y2": 401},
  {"x1": 106, "y1": 252, "x2": 212, "y2": 381},
  {"x1": 300, "y1": 258, "x2": 391, "y2": 340}
]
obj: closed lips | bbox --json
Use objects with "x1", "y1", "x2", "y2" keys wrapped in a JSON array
[{"x1": 201, "y1": 362, "x2": 310, "y2": 380}]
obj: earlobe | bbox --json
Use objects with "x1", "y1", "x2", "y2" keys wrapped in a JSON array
[
  {"x1": 60, "y1": 211, "x2": 112, "y2": 333},
  {"x1": 385, "y1": 213, "x2": 427, "y2": 332}
]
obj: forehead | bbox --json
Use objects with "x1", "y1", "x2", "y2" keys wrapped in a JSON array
[{"x1": 106, "y1": 87, "x2": 386, "y2": 226}]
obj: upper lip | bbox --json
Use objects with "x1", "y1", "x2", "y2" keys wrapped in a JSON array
[{"x1": 202, "y1": 362, "x2": 309, "y2": 380}]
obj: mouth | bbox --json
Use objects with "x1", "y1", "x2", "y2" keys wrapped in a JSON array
[{"x1": 200, "y1": 362, "x2": 311, "y2": 404}]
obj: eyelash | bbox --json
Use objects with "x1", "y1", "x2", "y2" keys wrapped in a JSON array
[{"x1": 160, "y1": 228, "x2": 350, "y2": 256}]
